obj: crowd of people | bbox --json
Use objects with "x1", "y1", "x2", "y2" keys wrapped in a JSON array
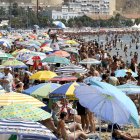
[{"x1": 0, "y1": 29, "x2": 140, "y2": 140}]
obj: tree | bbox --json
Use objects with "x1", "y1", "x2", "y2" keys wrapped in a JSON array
[
  {"x1": 12, "y1": 2, "x2": 19, "y2": 17},
  {"x1": 135, "y1": 18, "x2": 140, "y2": 25}
]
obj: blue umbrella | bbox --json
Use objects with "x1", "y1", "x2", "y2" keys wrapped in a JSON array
[
  {"x1": 83, "y1": 76, "x2": 102, "y2": 84},
  {"x1": 53, "y1": 21, "x2": 66, "y2": 29},
  {"x1": 75, "y1": 85, "x2": 131, "y2": 125},
  {"x1": 115, "y1": 69, "x2": 138, "y2": 77},
  {"x1": 117, "y1": 84, "x2": 140, "y2": 95},
  {"x1": 0, "y1": 39, "x2": 11, "y2": 48},
  {"x1": 90, "y1": 81, "x2": 139, "y2": 127},
  {"x1": 26, "y1": 44, "x2": 39, "y2": 49}
]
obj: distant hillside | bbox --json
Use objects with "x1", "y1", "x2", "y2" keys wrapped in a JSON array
[{"x1": 116, "y1": 0, "x2": 140, "y2": 14}]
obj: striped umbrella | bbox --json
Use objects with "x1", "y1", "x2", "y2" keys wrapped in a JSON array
[
  {"x1": 23, "y1": 83, "x2": 61, "y2": 98},
  {"x1": 50, "y1": 75, "x2": 77, "y2": 82},
  {"x1": 55, "y1": 64, "x2": 88, "y2": 74},
  {"x1": 0, "y1": 119, "x2": 57, "y2": 140},
  {"x1": 79, "y1": 58, "x2": 101, "y2": 65},
  {"x1": 117, "y1": 84, "x2": 140, "y2": 95},
  {"x1": 0, "y1": 92, "x2": 45, "y2": 107}
]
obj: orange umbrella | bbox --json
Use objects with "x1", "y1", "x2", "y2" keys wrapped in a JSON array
[{"x1": 50, "y1": 50, "x2": 70, "y2": 57}]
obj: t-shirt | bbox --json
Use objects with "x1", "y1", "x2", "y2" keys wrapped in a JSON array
[{"x1": 1, "y1": 73, "x2": 13, "y2": 92}]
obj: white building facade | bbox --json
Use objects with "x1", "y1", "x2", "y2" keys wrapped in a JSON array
[{"x1": 49, "y1": 0, "x2": 116, "y2": 20}]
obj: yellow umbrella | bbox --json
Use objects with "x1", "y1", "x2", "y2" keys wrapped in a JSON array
[
  {"x1": 66, "y1": 40, "x2": 78, "y2": 45},
  {"x1": 41, "y1": 47, "x2": 53, "y2": 52},
  {"x1": 0, "y1": 92, "x2": 45, "y2": 107},
  {"x1": 12, "y1": 49, "x2": 30, "y2": 56},
  {"x1": 30, "y1": 71, "x2": 57, "y2": 81}
]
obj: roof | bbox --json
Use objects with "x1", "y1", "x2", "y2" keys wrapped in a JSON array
[{"x1": 122, "y1": 14, "x2": 140, "y2": 19}]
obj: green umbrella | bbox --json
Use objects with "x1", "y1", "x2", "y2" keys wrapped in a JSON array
[
  {"x1": 0, "y1": 104, "x2": 51, "y2": 121},
  {"x1": 42, "y1": 56, "x2": 70, "y2": 64},
  {"x1": 0, "y1": 53, "x2": 14, "y2": 60},
  {"x1": 2, "y1": 59, "x2": 27, "y2": 68},
  {"x1": 5, "y1": 53, "x2": 14, "y2": 59},
  {"x1": 0, "y1": 52, "x2": 8, "y2": 60}
]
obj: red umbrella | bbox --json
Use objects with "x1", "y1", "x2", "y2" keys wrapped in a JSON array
[
  {"x1": 50, "y1": 50, "x2": 70, "y2": 57},
  {"x1": 32, "y1": 56, "x2": 41, "y2": 60},
  {"x1": 50, "y1": 75, "x2": 77, "y2": 82}
]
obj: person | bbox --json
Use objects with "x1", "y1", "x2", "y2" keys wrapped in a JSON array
[
  {"x1": 112, "y1": 129, "x2": 140, "y2": 140},
  {"x1": 14, "y1": 79, "x2": 24, "y2": 93},
  {"x1": 76, "y1": 101, "x2": 88, "y2": 131},
  {"x1": 22, "y1": 72, "x2": 30, "y2": 89},
  {"x1": 109, "y1": 73, "x2": 120, "y2": 86},
  {"x1": 0, "y1": 67, "x2": 13, "y2": 92},
  {"x1": 57, "y1": 112, "x2": 98, "y2": 140}
]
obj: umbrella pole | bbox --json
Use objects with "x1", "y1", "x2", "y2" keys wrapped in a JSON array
[
  {"x1": 111, "y1": 124, "x2": 114, "y2": 140},
  {"x1": 99, "y1": 116, "x2": 101, "y2": 139},
  {"x1": 74, "y1": 112, "x2": 76, "y2": 140}
]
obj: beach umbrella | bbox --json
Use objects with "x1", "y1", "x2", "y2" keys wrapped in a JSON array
[
  {"x1": 23, "y1": 83, "x2": 61, "y2": 98},
  {"x1": 42, "y1": 56, "x2": 70, "y2": 64},
  {"x1": 75, "y1": 85, "x2": 132, "y2": 125},
  {"x1": 63, "y1": 47, "x2": 79, "y2": 54},
  {"x1": 30, "y1": 71, "x2": 57, "y2": 81},
  {"x1": 49, "y1": 82, "x2": 79, "y2": 100},
  {"x1": 117, "y1": 84, "x2": 140, "y2": 95},
  {"x1": 12, "y1": 49, "x2": 30, "y2": 56},
  {"x1": 0, "y1": 119, "x2": 57, "y2": 140},
  {"x1": 65, "y1": 40, "x2": 78, "y2": 45},
  {"x1": 0, "y1": 52, "x2": 8, "y2": 60},
  {"x1": 50, "y1": 50, "x2": 70, "y2": 57},
  {"x1": 53, "y1": 21, "x2": 66, "y2": 29},
  {"x1": 83, "y1": 76, "x2": 102, "y2": 84},
  {"x1": 5, "y1": 53, "x2": 14, "y2": 59},
  {"x1": 50, "y1": 75, "x2": 77, "y2": 82},
  {"x1": 0, "y1": 104, "x2": 51, "y2": 121},
  {"x1": 0, "y1": 39, "x2": 11, "y2": 48},
  {"x1": 55, "y1": 64, "x2": 88, "y2": 74},
  {"x1": 115, "y1": 69, "x2": 138, "y2": 77},
  {"x1": 90, "y1": 81, "x2": 139, "y2": 127},
  {"x1": 0, "y1": 92, "x2": 45, "y2": 107},
  {"x1": 41, "y1": 47, "x2": 53, "y2": 52},
  {"x1": 2, "y1": 59, "x2": 27, "y2": 68},
  {"x1": 26, "y1": 43, "x2": 39, "y2": 49},
  {"x1": 79, "y1": 58, "x2": 101, "y2": 65}
]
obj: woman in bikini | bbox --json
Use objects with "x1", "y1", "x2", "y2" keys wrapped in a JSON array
[{"x1": 57, "y1": 112, "x2": 95, "y2": 140}]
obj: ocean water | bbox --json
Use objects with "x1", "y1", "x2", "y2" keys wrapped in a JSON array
[{"x1": 81, "y1": 34, "x2": 140, "y2": 63}]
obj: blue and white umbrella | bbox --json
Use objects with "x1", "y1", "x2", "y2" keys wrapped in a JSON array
[
  {"x1": 55, "y1": 64, "x2": 88, "y2": 74},
  {"x1": 53, "y1": 21, "x2": 66, "y2": 29},
  {"x1": 75, "y1": 85, "x2": 131, "y2": 125},
  {"x1": 89, "y1": 80, "x2": 139, "y2": 127},
  {"x1": 0, "y1": 39, "x2": 11, "y2": 48},
  {"x1": 117, "y1": 84, "x2": 140, "y2": 95},
  {"x1": 0, "y1": 119, "x2": 57, "y2": 140}
]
